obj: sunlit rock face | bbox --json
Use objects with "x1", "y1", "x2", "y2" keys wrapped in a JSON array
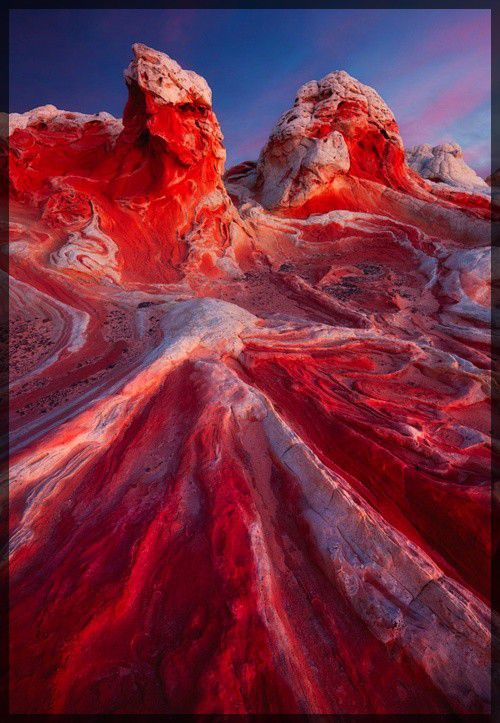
[
  {"x1": 7, "y1": 45, "x2": 491, "y2": 715},
  {"x1": 6, "y1": 43, "x2": 247, "y2": 286},
  {"x1": 254, "y1": 70, "x2": 404, "y2": 209},
  {"x1": 231, "y1": 71, "x2": 490, "y2": 237},
  {"x1": 406, "y1": 142, "x2": 490, "y2": 195}
]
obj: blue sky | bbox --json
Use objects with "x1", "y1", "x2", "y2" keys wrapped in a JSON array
[{"x1": 10, "y1": 9, "x2": 491, "y2": 175}]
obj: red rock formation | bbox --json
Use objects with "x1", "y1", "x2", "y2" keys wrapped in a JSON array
[
  {"x1": 232, "y1": 70, "x2": 490, "y2": 231},
  {"x1": 7, "y1": 44, "x2": 249, "y2": 286},
  {"x1": 8, "y1": 46, "x2": 491, "y2": 715},
  {"x1": 253, "y1": 70, "x2": 408, "y2": 207}
]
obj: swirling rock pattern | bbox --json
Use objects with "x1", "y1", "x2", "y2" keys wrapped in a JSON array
[{"x1": 6, "y1": 45, "x2": 491, "y2": 715}]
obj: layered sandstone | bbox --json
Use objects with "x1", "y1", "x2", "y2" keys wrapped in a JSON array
[{"x1": 7, "y1": 45, "x2": 492, "y2": 716}]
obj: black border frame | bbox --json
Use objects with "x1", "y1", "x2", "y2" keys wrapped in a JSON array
[{"x1": 3, "y1": 2, "x2": 496, "y2": 720}]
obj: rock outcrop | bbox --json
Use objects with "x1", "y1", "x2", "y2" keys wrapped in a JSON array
[
  {"x1": 8, "y1": 45, "x2": 492, "y2": 716},
  {"x1": 406, "y1": 142, "x2": 490, "y2": 195},
  {"x1": 253, "y1": 70, "x2": 407, "y2": 209},
  {"x1": 226, "y1": 70, "x2": 489, "y2": 232},
  {"x1": 7, "y1": 44, "x2": 248, "y2": 284}
]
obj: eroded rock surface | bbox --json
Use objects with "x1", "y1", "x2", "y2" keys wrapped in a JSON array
[
  {"x1": 7, "y1": 45, "x2": 492, "y2": 715},
  {"x1": 254, "y1": 70, "x2": 405, "y2": 209},
  {"x1": 406, "y1": 142, "x2": 490, "y2": 195}
]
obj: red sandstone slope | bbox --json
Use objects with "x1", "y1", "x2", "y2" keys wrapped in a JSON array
[{"x1": 7, "y1": 45, "x2": 491, "y2": 715}]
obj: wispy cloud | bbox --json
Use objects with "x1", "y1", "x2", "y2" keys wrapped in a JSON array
[
  {"x1": 417, "y1": 11, "x2": 490, "y2": 58},
  {"x1": 10, "y1": 9, "x2": 491, "y2": 174},
  {"x1": 399, "y1": 58, "x2": 490, "y2": 145}
]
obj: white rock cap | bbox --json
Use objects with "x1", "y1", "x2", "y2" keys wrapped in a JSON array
[
  {"x1": 406, "y1": 142, "x2": 489, "y2": 193},
  {"x1": 124, "y1": 43, "x2": 212, "y2": 108}
]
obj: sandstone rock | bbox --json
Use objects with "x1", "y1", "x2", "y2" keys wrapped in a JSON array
[
  {"x1": 406, "y1": 142, "x2": 489, "y2": 194},
  {"x1": 7, "y1": 44, "x2": 248, "y2": 284},
  {"x1": 255, "y1": 70, "x2": 406, "y2": 209},
  {"x1": 4, "y1": 105, "x2": 122, "y2": 138},
  {"x1": 228, "y1": 71, "x2": 490, "y2": 229},
  {"x1": 8, "y1": 45, "x2": 492, "y2": 716},
  {"x1": 124, "y1": 42, "x2": 212, "y2": 107}
]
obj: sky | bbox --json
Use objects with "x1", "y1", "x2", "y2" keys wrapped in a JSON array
[{"x1": 9, "y1": 9, "x2": 491, "y2": 176}]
